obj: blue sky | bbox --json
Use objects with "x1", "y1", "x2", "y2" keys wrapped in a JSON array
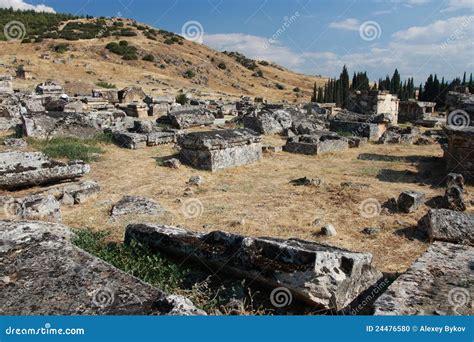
[{"x1": 2, "y1": 0, "x2": 474, "y2": 82}]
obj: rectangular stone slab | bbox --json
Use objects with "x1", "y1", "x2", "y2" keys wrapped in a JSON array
[
  {"x1": 374, "y1": 242, "x2": 473, "y2": 315},
  {"x1": 0, "y1": 220, "x2": 204, "y2": 315},
  {"x1": 125, "y1": 224, "x2": 382, "y2": 311},
  {"x1": 0, "y1": 151, "x2": 90, "y2": 190}
]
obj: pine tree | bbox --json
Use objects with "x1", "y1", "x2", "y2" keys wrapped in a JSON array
[
  {"x1": 340, "y1": 65, "x2": 350, "y2": 108},
  {"x1": 311, "y1": 82, "x2": 317, "y2": 102}
]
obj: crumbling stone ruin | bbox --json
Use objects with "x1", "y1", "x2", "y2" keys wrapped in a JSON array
[
  {"x1": 374, "y1": 241, "x2": 472, "y2": 315},
  {"x1": 35, "y1": 80, "x2": 64, "y2": 95},
  {"x1": 399, "y1": 99, "x2": 436, "y2": 125},
  {"x1": 118, "y1": 86, "x2": 146, "y2": 103},
  {"x1": 178, "y1": 129, "x2": 262, "y2": 171},
  {"x1": 346, "y1": 90, "x2": 399, "y2": 125},
  {"x1": 283, "y1": 132, "x2": 349, "y2": 156},
  {"x1": 125, "y1": 224, "x2": 382, "y2": 311},
  {"x1": 329, "y1": 110, "x2": 390, "y2": 141},
  {"x1": 0, "y1": 151, "x2": 90, "y2": 190},
  {"x1": 0, "y1": 221, "x2": 205, "y2": 315},
  {"x1": 168, "y1": 107, "x2": 215, "y2": 129},
  {"x1": 0, "y1": 75, "x2": 13, "y2": 95},
  {"x1": 242, "y1": 109, "x2": 292, "y2": 134},
  {"x1": 443, "y1": 126, "x2": 474, "y2": 183},
  {"x1": 111, "y1": 119, "x2": 177, "y2": 149}
]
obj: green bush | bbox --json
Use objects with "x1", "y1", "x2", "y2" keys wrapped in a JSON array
[
  {"x1": 105, "y1": 41, "x2": 138, "y2": 60},
  {"x1": 50, "y1": 43, "x2": 70, "y2": 53},
  {"x1": 217, "y1": 62, "x2": 227, "y2": 70},
  {"x1": 142, "y1": 54, "x2": 155, "y2": 62},
  {"x1": 96, "y1": 81, "x2": 116, "y2": 89},
  {"x1": 176, "y1": 94, "x2": 188, "y2": 105},
  {"x1": 183, "y1": 69, "x2": 195, "y2": 79}
]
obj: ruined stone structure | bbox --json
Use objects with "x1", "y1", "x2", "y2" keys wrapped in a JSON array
[
  {"x1": 329, "y1": 110, "x2": 390, "y2": 141},
  {"x1": 0, "y1": 75, "x2": 13, "y2": 95},
  {"x1": 398, "y1": 100, "x2": 436, "y2": 123},
  {"x1": 118, "y1": 86, "x2": 146, "y2": 103},
  {"x1": 0, "y1": 221, "x2": 205, "y2": 315},
  {"x1": 35, "y1": 81, "x2": 64, "y2": 95},
  {"x1": 125, "y1": 224, "x2": 382, "y2": 311},
  {"x1": 178, "y1": 129, "x2": 262, "y2": 171},
  {"x1": 15, "y1": 65, "x2": 33, "y2": 80},
  {"x1": 283, "y1": 132, "x2": 349, "y2": 156},
  {"x1": 346, "y1": 91, "x2": 399, "y2": 124},
  {"x1": 242, "y1": 109, "x2": 292, "y2": 134},
  {"x1": 443, "y1": 126, "x2": 474, "y2": 183},
  {"x1": 92, "y1": 88, "x2": 119, "y2": 104},
  {"x1": 374, "y1": 242, "x2": 472, "y2": 315},
  {"x1": 168, "y1": 107, "x2": 215, "y2": 129},
  {"x1": 0, "y1": 151, "x2": 90, "y2": 190}
]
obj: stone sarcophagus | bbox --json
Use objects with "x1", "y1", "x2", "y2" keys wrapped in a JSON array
[{"x1": 178, "y1": 129, "x2": 262, "y2": 171}]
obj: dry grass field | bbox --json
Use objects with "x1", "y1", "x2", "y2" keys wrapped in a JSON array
[{"x1": 5, "y1": 134, "x2": 471, "y2": 275}]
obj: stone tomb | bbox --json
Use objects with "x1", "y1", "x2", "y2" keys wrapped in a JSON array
[
  {"x1": 178, "y1": 129, "x2": 262, "y2": 171},
  {"x1": 283, "y1": 132, "x2": 349, "y2": 156}
]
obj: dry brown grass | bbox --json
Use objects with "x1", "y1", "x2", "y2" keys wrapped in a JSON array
[{"x1": 3, "y1": 136, "x2": 468, "y2": 274}]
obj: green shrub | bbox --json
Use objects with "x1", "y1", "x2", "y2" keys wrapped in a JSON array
[
  {"x1": 142, "y1": 54, "x2": 155, "y2": 62},
  {"x1": 176, "y1": 94, "x2": 188, "y2": 105},
  {"x1": 105, "y1": 41, "x2": 137, "y2": 60},
  {"x1": 183, "y1": 69, "x2": 195, "y2": 79},
  {"x1": 96, "y1": 81, "x2": 116, "y2": 89},
  {"x1": 50, "y1": 43, "x2": 70, "y2": 53},
  {"x1": 217, "y1": 62, "x2": 227, "y2": 70},
  {"x1": 293, "y1": 87, "x2": 300, "y2": 92}
]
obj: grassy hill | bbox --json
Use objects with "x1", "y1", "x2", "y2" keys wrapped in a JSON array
[{"x1": 0, "y1": 9, "x2": 327, "y2": 102}]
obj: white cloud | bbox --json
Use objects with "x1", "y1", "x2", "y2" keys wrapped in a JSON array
[
  {"x1": 203, "y1": 33, "x2": 304, "y2": 68},
  {"x1": 441, "y1": 0, "x2": 474, "y2": 12},
  {"x1": 329, "y1": 18, "x2": 360, "y2": 31},
  {"x1": 0, "y1": 0, "x2": 55, "y2": 13}
]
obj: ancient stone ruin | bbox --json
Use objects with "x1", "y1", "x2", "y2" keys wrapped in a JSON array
[
  {"x1": 178, "y1": 129, "x2": 262, "y2": 171},
  {"x1": 0, "y1": 151, "x2": 90, "y2": 190},
  {"x1": 443, "y1": 126, "x2": 474, "y2": 183},
  {"x1": 346, "y1": 90, "x2": 399, "y2": 124},
  {"x1": 283, "y1": 132, "x2": 349, "y2": 156},
  {"x1": 125, "y1": 223, "x2": 382, "y2": 311},
  {"x1": 0, "y1": 221, "x2": 205, "y2": 315}
]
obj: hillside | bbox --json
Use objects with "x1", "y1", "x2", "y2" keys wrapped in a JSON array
[{"x1": 0, "y1": 12, "x2": 327, "y2": 102}]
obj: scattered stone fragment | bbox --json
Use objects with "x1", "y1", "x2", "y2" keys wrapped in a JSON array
[
  {"x1": 290, "y1": 177, "x2": 322, "y2": 187},
  {"x1": 3, "y1": 138, "x2": 27, "y2": 148},
  {"x1": 163, "y1": 158, "x2": 181, "y2": 169},
  {"x1": 111, "y1": 196, "x2": 166, "y2": 218},
  {"x1": 418, "y1": 209, "x2": 473, "y2": 245},
  {"x1": 347, "y1": 136, "x2": 368, "y2": 148},
  {"x1": 397, "y1": 191, "x2": 425, "y2": 213},
  {"x1": 0, "y1": 194, "x2": 61, "y2": 222},
  {"x1": 361, "y1": 227, "x2": 380, "y2": 236},
  {"x1": 446, "y1": 173, "x2": 465, "y2": 190},
  {"x1": 444, "y1": 173, "x2": 466, "y2": 211},
  {"x1": 125, "y1": 224, "x2": 382, "y2": 310},
  {"x1": 133, "y1": 120, "x2": 154, "y2": 133},
  {"x1": 321, "y1": 224, "x2": 337, "y2": 236},
  {"x1": 41, "y1": 180, "x2": 100, "y2": 205},
  {"x1": 0, "y1": 220, "x2": 204, "y2": 315},
  {"x1": 0, "y1": 151, "x2": 90, "y2": 190},
  {"x1": 262, "y1": 145, "x2": 283, "y2": 153},
  {"x1": 188, "y1": 176, "x2": 203, "y2": 186},
  {"x1": 178, "y1": 129, "x2": 262, "y2": 171},
  {"x1": 374, "y1": 242, "x2": 472, "y2": 315}
]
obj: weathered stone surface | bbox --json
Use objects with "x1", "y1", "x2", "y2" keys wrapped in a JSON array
[
  {"x1": 0, "y1": 151, "x2": 90, "y2": 190},
  {"x1": 113, "y1": 131, "x2": 147, "y2": 149},
  {"x1": 443, "y1": 126, "x2": 474, "y2": 183},
  {"x1": 397, "y1": 191, "x2": 425, "y2": 213},
  {"x1": 374, "y1": 242, "x2": 472, "y2": 315},
  {"x1": 162, "y1": 158, "x2": 181, "y2": 169},
  {"x1": 444, "y1": 186, "x2": 466, "y2": 211},
  {"x1": 321, "y1": 224, "x2": 337, "y2": 236},
  {"x1": 21, "y1": 111, "x2": 126, "y2": 139},
  {"x1": 168, "y1": 108, "x2": 214, "y2": 129},
  {"x1": 378, "y1": 126, "x2": 420, "y2": 144},
  {"x1": 178, "y1": 129, "x2": 262, "y2": 171},
  {"x1": 111, "y1": 196, "x2": 166, "y2": 218},
  {"x1": 347, "y1": 136, "x2": 368, "y2": 148},
  {"x1": 146, "y1": 131, "x2": 176, "y2": 146},
  {"x1": 283, "y1": 133, "x2": 349, "y2": 156},
  {"x1": 0, "y1": 194, "x2": 61, "y2": 222},
  {"x1": 134, "y1": 120, "x2": 154, "y2": 133},
  {"x1": 0, "y1": 220, "x2": 204, "y2": 315},
  {"x1": 3, "y1": 138, "x2": 27, "y2": 148},
  {"x1": 187, "y1": 175, "x2": 203, "y2": 186},
  {"x1": 242, "y1": 109, "x2": 292, "y2": 134},
  {"x1": 40, "y1": 180, "x2": 100, "y2": 205},
  {"x1": 125, "y1": 224, "x2": 382, "y2": 311},
  {"x1": 419, "y1": 209, "x2": 473, "y2": 245}
]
